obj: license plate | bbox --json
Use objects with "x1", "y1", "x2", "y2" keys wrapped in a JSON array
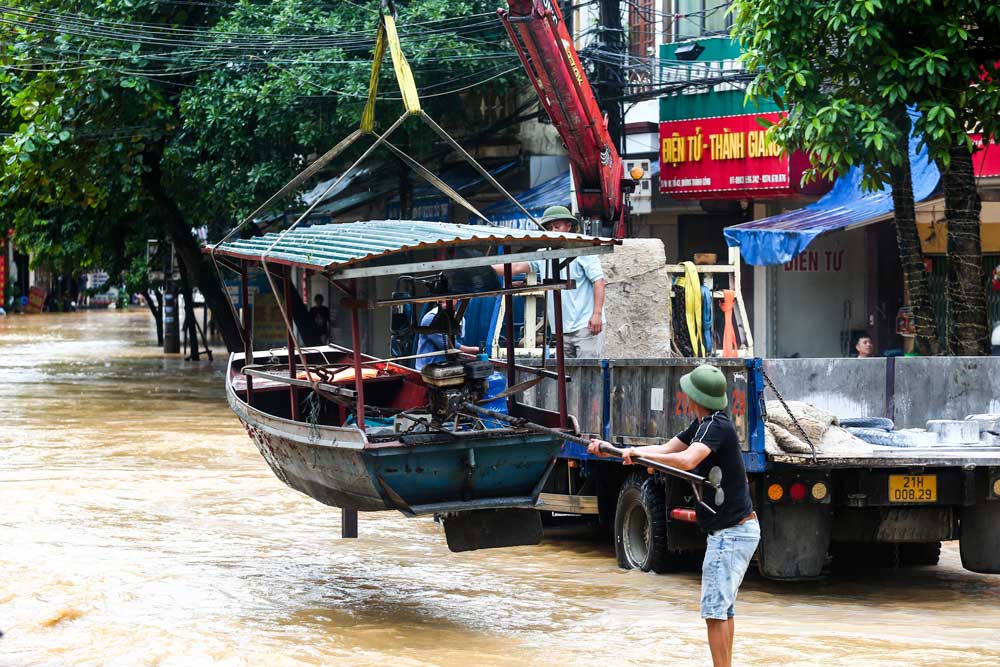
[{"x1": 888, "y1": 474, "x2": 937, "y2": 503}]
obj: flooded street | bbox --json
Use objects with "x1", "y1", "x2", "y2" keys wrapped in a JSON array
[{"x1": 3, "y1": 310, "x2": 1000, "y2": 666}]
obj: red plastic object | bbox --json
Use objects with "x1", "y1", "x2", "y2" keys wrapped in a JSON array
[
  {"x1": 789, "y1": 481, "x2": 807, "y2": 502},
  {"x1": 669, "y1": 508, "x2": 698, "y2": 523}
]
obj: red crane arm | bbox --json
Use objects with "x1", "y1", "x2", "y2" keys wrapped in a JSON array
[{"x1": 500, "y1": 0, "x2": 627, "y2": 236}]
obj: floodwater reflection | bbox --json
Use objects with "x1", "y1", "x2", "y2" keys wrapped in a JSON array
[{"x1": 2, "y1": 311, "x2": 999, "y2": 666}]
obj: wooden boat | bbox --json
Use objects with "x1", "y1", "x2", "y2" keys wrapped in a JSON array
[{"x1": 208, "y1": 220, "x2": 617, "y2": 551}]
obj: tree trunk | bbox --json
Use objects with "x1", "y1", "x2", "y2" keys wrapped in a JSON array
[
  {"x1": 889, "y1": 113, "x2": 939, "y2": 355},
  {"x1": 141, "y1": 141, "x2": 242, "y2": 353},
  {"x1": 942, "y1": 143, "x2": 988, "y2": 355},
  {"x1": 144, "y1": 288, "x2": 164, "y2": 345}
]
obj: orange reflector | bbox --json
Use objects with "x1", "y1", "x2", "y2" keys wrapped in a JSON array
[{"x1": 767, "y1": 483, "x2": 783, "y2": 501}]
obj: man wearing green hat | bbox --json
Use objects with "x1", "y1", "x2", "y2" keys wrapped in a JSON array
[
  {"x1": 588, "y1": 363, "x2": 758, "y2": 667},
  {"x1": 493, "y1": 205, "x2": 606, "y2": 357}
]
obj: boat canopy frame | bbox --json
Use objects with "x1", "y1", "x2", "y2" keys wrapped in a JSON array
[{"x1": 208, "y1": 220, "x2": 618, "y2": 434}]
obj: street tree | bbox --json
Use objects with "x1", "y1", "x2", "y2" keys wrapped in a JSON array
[
  {"x1": 732, "y1": 0, "x2": 1000, "y2": 355},
  {"x1": 0, "y1": 0, "x2": 516, "y2": 350}
]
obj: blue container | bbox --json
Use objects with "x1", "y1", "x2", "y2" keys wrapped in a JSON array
[{"x1": 478, "y1": 353, "x2": 507, "y2": 428}]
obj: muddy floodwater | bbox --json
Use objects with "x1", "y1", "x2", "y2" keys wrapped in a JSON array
[{"x1": 3, "y1": 310, "x2": 1000, "y2": 667}]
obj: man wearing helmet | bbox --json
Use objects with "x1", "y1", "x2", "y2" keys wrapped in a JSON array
[
  {"x1": 493, "y1": 205, "x2": 606, "y2": 358},
  {"x1": 588, "y1": 364, "x2": 758, "y2": 667}
]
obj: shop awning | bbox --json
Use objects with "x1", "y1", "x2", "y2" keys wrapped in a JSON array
[{"x1": 724, "y1": 120, "x2": 941, "y2": 266}]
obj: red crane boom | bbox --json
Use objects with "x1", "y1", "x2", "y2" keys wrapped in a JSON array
[{"x1": 499, "y1": 0, "x2": 629, "y2": 237}]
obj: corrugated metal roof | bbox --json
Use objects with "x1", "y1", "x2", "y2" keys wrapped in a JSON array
[{"x1": 209, "y1": 220, "x2": 614, "y2": 273}]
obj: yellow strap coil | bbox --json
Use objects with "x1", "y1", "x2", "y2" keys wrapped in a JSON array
[{"x1": 680, "y1": 261, "x2": 706, "y2": 357}]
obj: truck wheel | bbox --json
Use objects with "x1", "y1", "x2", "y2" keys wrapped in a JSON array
[
  {"x1": 845, "y1": 427, "x2": 915, "y2": 447},
  {"x1": 961, "y1": 498, "x2": 1000, "y2": 573},
  {"x1": 839, "y1": 417, "x2": 894, "y2": 431},
  {"x1": 614, "y1": 472, "x2": 668, "y2": 572}
]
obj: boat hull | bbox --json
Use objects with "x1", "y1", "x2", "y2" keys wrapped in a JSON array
[{"x1": 228, "y1": 371, "x2": 562, "y2": 515}]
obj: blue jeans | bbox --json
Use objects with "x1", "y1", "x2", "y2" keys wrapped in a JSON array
[{"x1": 700, "y1": 519, "x2": 760, "y2": 620}]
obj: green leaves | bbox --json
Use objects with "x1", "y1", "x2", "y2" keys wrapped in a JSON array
[{"x1": 731, "y1": 0, "x2": 1000, "y2": 187}]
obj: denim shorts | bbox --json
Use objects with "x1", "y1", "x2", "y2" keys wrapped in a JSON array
[{"x1": 700, "y1": 519, "x2": 760, "y2": 620}]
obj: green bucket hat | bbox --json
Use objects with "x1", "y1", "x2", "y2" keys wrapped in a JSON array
[
  {"x1": 679, "y1": 364, "x2": 728, "y2": 411},
  {"x1": 539, "y1": 205, "x2": 579, "y2": 231}
]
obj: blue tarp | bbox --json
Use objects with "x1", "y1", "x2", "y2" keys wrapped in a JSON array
[
  {"x1": 385, "y1": 161, "x2": 518, "y2": 221},
  {"x1": 480, "y1": 171, "x2": 572, "y2": 229},
  {"x1": 724, "y1": 114, "x2": 941, "y2": 266},
  {"x1": 481, "y1": 160, "x2": 661, "y2": 229}
]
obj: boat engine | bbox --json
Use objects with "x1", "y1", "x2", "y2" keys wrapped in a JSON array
[{"x1": 420, "y1": 358, "x2": 497, "y2": 424}]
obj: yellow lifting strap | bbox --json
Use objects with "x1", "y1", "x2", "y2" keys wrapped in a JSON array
[
  {"x1": 360, "y1": 12, "x2": 421, "y2": 133},
  {"x1": 679, "y1": 261, "x2": 706, "y2": 357}
]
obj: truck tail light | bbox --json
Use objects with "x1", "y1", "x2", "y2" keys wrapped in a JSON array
[
  {"x1": 811, "y1": 481, "x2": 828, "y2": 501},
  {"x1": 789, "y1": 482, "x2": 807, "y2": 501},
  {"x1": 992, "y1": 477, "x2": 1000, "y2": 497},
  {"x1": 767, "y1": 483, "x2": 784, "y2": 501}
]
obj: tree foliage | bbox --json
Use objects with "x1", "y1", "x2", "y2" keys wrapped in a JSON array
[
  {"x1": 0, "y1": 0, "x2": 515, "y2": 348},
  {"x1": 732, "y1": 0, "x2": 1000, "y2": 354}
]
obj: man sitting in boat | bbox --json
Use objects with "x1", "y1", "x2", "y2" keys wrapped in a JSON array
[{"x1": 415, "y1": 304, "x2": 480, "y2": 370}]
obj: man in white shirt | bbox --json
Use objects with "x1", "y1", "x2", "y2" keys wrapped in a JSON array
[{"x1": 494, "y1": 206, "x2": 606, "y2": 358}]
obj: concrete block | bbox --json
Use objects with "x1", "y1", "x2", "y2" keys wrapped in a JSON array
[
  {"x1": 926, "y1": 419, "x2": 981, "y2": 444},
  {"x1": 600, "y1": 239, "x2": 674, "y2": 359},
  {"x1": 965, "y1": 413, "x2": 1000, "y2": 433}
]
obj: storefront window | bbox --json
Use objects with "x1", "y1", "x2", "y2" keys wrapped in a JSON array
[{"x1": 673, "y1": 0, "x2": 731, "y2": 40}]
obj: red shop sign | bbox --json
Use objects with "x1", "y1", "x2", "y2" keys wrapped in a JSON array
[
  {"x1": 971, "y1": 134, "x2": 1000, "y2": 178},
  {"x1": 659, "y1": 112, "x2": 830, "y2": 200}
]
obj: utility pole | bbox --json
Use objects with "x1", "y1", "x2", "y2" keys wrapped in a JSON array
[
  {"x1": 162, "y1": 242, "x2": 181, "y2": 354},
  {"x1": 596, "y1": 0, "x2": 626, "y2": 155}
]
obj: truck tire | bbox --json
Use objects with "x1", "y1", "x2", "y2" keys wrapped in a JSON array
[
  {"x1": 846, "y1": 427, "x2": 915, "y2": 447},
  {"x1": 839, "y1": 417, "x2": 894, "y2": 431},
  {"x1": 961, "y1": 498, "x2": 1000, "y2": 573},
  {"x1": 614, "y1": 472, "x2": 669, "y2": 572}
]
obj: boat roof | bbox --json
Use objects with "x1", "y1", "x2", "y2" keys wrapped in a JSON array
[{"x1": 207, "y1": 220, "x2": 618, "y2": 278}]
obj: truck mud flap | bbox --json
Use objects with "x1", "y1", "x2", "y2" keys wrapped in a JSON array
[
  {"x1": 442, "y1": 509, "x2": 543, "y2": 552},
  {"x1": 758, "y1": 504, "x2": 832, "y2": 580}
]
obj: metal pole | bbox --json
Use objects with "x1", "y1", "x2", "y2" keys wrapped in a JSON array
[
  {"x1": 241, "y1": 260, "x2": 254, "y2": 404},
  {"x1": 342, "y1": 508, "x2": 358, "y2": 539},
  {"x1": 551, "y1": 260, "x2": 568, "y2": 428},
  {"x1": 503, "y1": 253, "x2": 516, "y2": 410},
  {"x1": 350, "y1": 279, "x2": 366, "y2": 430},
  {"x1": 162, "y1": 284, "x2": 180, "y2": 353},
  {"x1": 284, "y1": 265, "x2": 299, "y2": 421}
]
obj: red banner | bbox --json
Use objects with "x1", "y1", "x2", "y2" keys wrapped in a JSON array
[
  {"x1": 659, "y1": 112, "x2": 830, "y2": 200},
  {"x1": 971, "y1": 134, "x2": 1000, "y2": 178}
]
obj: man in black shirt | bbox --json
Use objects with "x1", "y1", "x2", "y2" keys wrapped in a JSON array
[
  {"x1": 588, "y1": 364, "x2": 758, "y2": 667},
  {"x1": 309, "y1": 294, "x2": 330, "y2": 341}
]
